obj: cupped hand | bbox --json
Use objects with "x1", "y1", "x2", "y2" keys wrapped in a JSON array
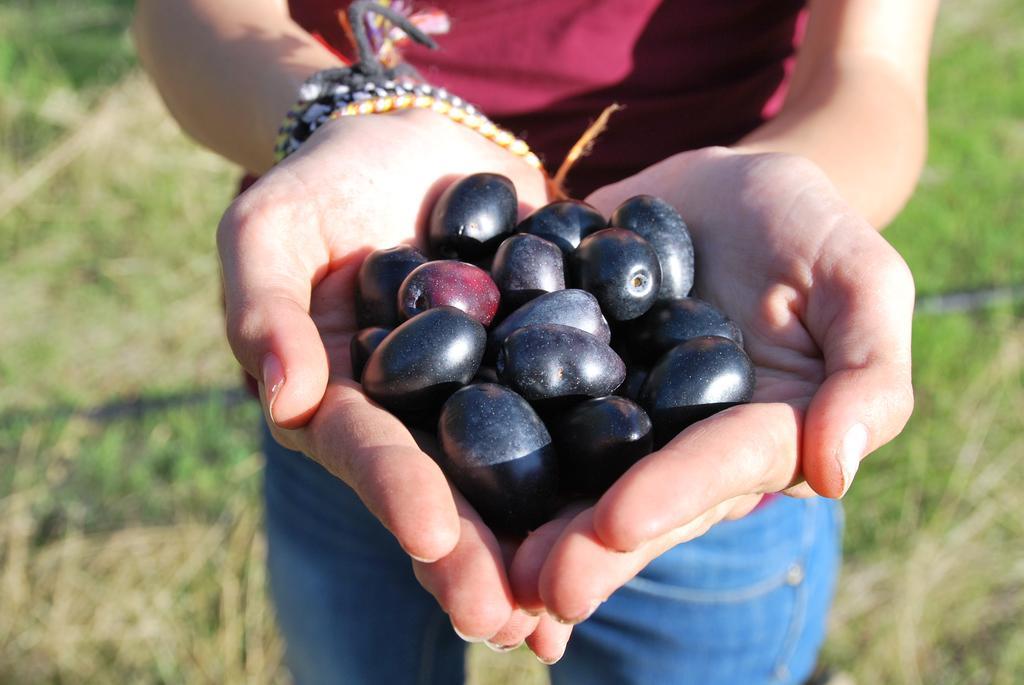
[
  {"x1": 511, "y1": 146, "x2": 915, "y2": 623},
  {"x1": 217, "y1": 109, "x2": 569, "y2": 656}
]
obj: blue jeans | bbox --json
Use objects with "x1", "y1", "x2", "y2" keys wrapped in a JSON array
[{"x1": 263, "y1": 427, "x2": 842, "y2": 685}]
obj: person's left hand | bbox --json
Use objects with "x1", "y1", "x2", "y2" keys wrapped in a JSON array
[{"x1": 509, "y1": 146, "x2": 915, "y2": 623}]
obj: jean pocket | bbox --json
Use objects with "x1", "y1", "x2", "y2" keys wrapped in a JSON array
[
  {"x1": 626, "y1": 558, "x2": 804, "y2": 604},
  {"x1": 625, "y1": 497, "x2": 816, "y2": 603},
  {"x1": 593, "y1": 499, "x2": 831, "y2": 681}
]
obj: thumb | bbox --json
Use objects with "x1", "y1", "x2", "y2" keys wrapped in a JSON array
[
  {"x1": 803, "y1": 232, "x2": 916, "y2": 498},
  {"x1": 218, "y1": 194, "x2": 330, "y2": 428},
  {"x1": 804, "y1": 364, "x2": 914, "y2": 498}
]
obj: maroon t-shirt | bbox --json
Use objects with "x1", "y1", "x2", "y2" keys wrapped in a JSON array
[{"x1": 289, "y1": 0, "x2": 808, "y2": 195}]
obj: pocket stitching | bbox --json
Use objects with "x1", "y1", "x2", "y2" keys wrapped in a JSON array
[{"x1": 625, "y1": 562, "x2": 796, "y2": 604}]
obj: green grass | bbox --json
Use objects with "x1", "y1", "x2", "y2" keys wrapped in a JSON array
[
  {"x1": 1, "y1": 1, "x2": 1022, "y2": 683},
  {"x1": 887, "y1": 0, "x2": 1024, "y2": 294},
  {"x1": 0, "y1": 0, "x2": 136, "y2": 166}
]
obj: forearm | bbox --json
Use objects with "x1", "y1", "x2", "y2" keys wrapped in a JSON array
[
  {"x1": 132, "y1": 0, "x2": 342, "y2": 173},
  {"x1": 736, "y1": 57, "x2": 926, "y2": 228},
  {"x1": 735, "y1": 0, "x2": 938, "y2": 229}
]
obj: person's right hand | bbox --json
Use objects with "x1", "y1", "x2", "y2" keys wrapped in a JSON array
[{"x1": 217, "y1": 109, "x2": 574, "y2": 658}]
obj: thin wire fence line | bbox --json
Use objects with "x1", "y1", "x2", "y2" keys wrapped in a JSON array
[{"x1": 0, "y1": 284, "x2": 1019, "y2": 427}]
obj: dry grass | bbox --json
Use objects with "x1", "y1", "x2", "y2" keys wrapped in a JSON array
[
  {"x1": 0, "y1": 74, "x2": 242, "y2": 411},
  {"x1": 0, "y1": 449, "x2": 286, "y2": 684},
  {"x1": 827, "y1": 326, "x2": 1024, "y2": 685}
]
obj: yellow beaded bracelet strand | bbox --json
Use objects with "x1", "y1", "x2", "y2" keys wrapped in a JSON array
[{"x1": 324, "y1": 92, "x2": 542, "y2": 170}]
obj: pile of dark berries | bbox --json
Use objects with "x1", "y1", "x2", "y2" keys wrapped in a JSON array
[{"x1": 351, "y1": 173, "x2": 755, "y2": 535}]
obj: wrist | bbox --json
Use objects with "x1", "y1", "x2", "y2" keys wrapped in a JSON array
[{"x1": 297, "y1": 107, "x2": 542, "y2": 187}]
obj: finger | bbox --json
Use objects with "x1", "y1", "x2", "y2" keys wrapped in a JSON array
[
  {"x1": 803, "y1": 229, "x2": 916, "y2": 497},
  {"x1": 539, "y1": 505, "x2": 733, "y2": 624},
  {"x1": 484, "y1": 610, "x2": 540, "y2": 652},
  {"x1": 412, "y1": 493, "x2": 515, "y2": 641},
  {"x1": 525, "y1": 615, "x2": 573, "y2": 665},
  {"x1": 218, "y1": 190, "x2": 332, "y2": 428},
  {"x1": 593, "y1": 402, "x2": 803, "y2": 553},
  {"x1": 293, "y1": 379, "x2": 460, "y2": 562},
  {"x1": 509, "y1": 504, "x2": 589, "y2": 614}
]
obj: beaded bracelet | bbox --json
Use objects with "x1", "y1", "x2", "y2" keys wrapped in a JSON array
[
  {"x1": 273, "y1": 1, "x2": 540, "y2": 169},
  {"x1": 328, "y1": 88, "x2": 542, "y2": 170},
  {"x1": 276, "y1": 79, "x2": 541, "y2": 169},
  {"x1": 274, "y1": 76, "x2": 418, "y2": 160}
]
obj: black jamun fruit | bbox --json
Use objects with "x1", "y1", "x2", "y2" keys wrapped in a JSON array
[
  {"x1": 490, "y1": 234, "x2": 565, "y2": 311},
  {"x1": 572, "y1": 228, "x2": 662, "y2": 321},
  {"x1": 429, "y1": 173, "x2": 518, "y2": 260},
  {"x1": 640, "y1": 336, "x2": 755, "y2": 447},
  {"x1": 610, "y1": 195, "x2": 694, "y2": 301},
  {"x1": 438, "y1": 383, "x2": 559, "y2": 533},
  {"x1": 551, "y1": 396, "x2": 653, "y2": 497},
  {"x1": 497, "y1": 324, "x2": 626, "y2": 403},
  {"x1": 516, "y1": 200, "x2": 606, "y2": 255},
  {"x1": 361, "y1": 307, "x2": 486, "y2": 412},
  {"x1": 355, "y1": 245, "x2": 428, "y2": 328}
]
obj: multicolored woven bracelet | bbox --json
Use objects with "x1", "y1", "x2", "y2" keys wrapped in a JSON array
[{"x1": 274, "y1": 76, "x2": 414, "y2": 161}]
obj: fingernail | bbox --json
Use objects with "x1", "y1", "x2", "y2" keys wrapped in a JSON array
[
  {"x1": 262, "y1": 353, "x2": 285, "y2": 424},
  {"x1": 520, "y1": 606, "x2": 542, "y2": 617},
  {"x1": 839, "y1": 423, "x2": 868, "y2": 497},
  {"x1": 537, "y1": 652, "x2": 564, "y2": 666},
  {"x1": 408, "y1": 552, "x2": 435, "y2": 563},
  {"x1": 451, "y1": 623, "x2": 486, "y2": 643},
  {"x1": 555, "y1": 599, "x2": 603, "y2": 625},
  {"x1": 484, "y1": 640, "x2": 521, "y2": 653}
]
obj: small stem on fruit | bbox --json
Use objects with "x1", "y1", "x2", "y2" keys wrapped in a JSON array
[{"x1": 552, "y1": 103, "x2": 624, "y2": 194}]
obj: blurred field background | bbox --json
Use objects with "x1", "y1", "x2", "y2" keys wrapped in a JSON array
[{"x1": 1, "y1": 1, "x2": 1022, "y2": 683}]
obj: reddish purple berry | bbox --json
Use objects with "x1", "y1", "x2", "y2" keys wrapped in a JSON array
[{"x1": 398, "y1": 260, "x2": 501, "y2": 327}]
